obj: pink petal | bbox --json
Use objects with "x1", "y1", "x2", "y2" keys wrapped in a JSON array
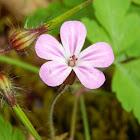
[
  {"x1": 73, "y1": 62, "x2": 105, "y2": 89},
  {"x1": 39, "y1": 61, "x2": 72, "y2": 87},
  {"x1": 60, "y1": 21, "x2": 87, "y2": 58},
  {"x1": 79, "y1": 42, "x2": 114, "y2": 68},
  {"x1": 35, "y1": 34, "x2": 66, "y2": 61}
]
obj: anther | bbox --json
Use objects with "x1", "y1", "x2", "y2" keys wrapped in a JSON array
[{"x1": 68, "y1": 55, "x2": 78, "y2": 67}]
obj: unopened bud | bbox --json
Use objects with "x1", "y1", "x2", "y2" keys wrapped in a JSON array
[
  {"x1": 0, "y1": 73, "x2": 17, "y2": 107},
  {"x1": 10, "y1": 24, "x2": 49, "y2": 52}
]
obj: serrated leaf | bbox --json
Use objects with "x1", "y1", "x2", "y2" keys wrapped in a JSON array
[
  {"x1": 0, "y1": 115, "x2": 25, "y2": 140},
  {"x1": 112, "y1": 60, "x2": 140, "y2": 123}
]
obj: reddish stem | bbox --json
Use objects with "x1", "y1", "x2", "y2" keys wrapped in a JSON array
[{"x1": 0, "y1": 46, "x2": 13, "y2": 53}]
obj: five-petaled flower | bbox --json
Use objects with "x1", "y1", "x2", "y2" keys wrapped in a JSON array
[{"x1": 35, "y1": 21, "x2": 114, "y2": 89}]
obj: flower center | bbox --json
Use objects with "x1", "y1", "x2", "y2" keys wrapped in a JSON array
[{"x1": 68, "y1": 55, "x2": 78, "y2": 67}]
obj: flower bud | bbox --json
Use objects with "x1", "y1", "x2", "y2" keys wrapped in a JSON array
[
  {"x1": 0, "y1": 73, "x2": 17, "y2": 107},
  {"x1": 10, "y1": 24, "x2": 48, "y2": 52}
]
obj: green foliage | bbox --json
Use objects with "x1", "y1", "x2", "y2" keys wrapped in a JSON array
[
  {"x1": 12, "y1": 129, "x2": 25, "y2": 140},
  {"x1": 25, "y1": 2, "x2": 68, "y2": 28},
  {"x1": 82, "y1": 18, "x2": 111, "y2": 44},
  {"x1": 93, "y1": 0, "x2": 130, "y2": 40},
  {"x1": 126, "y1": 39, "x2": 140, "y2": 57},
  {"x1": 0, "y1": 115, "x2": 25, "y2": 140},
  {"x1": 116, "y1": 13, "x2": 140, "y2": 56},
  {"x1": 83, "y1": 0, "x2": 140, "y2": 58},
  {"x1": 63, "y1": 0, "x2": 85, "y2": 7},
  {"x1": 126, "y1": 4, "x2": 140, "y2": 58},
  {"x1": 24, "y1": 0, "x2": 93, "y2": 35},
  {"x1": 129, "y1": 4, "x2": 140, "y2": 15},
  {"x1": 132, "y1": 0, "x2": 140, "y2": 5},
  {"x1": 112, "y1": 60, "x2": 140, "y2": 123},
  {"x1": 23, "y1": 0, "x2": 140, "y2": 125},
  {"x1": 82, "y1": 0, "x2": 140, "y2": 123}
]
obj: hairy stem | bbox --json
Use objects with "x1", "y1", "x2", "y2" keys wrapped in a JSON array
[{"x1": 49, "y1": 84, "x2": 67, "y2": 140}]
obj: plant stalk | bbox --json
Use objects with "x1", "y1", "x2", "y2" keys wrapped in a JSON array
[
  {"x1": 80, "y1": 95, "x2": 90, "y2": 140},
  {"x1": 0, "y1": 0, "x2": 92, "y2": 53},
  {"x1": 47, "y1": 0, "x2": 93, "y2": 28},
  {"x1": 0, "y1": 55, "x2": 39, "y2": 73},
  {"x1": 70, "y1": 96, "x2": 78, "y2": 140},
  {"x1": 13, "y1": 104, "x2": 41, "y2": 140},
  {"x1": 49, "y1": 84, "x2": 67, "y2": 140},
  {"x1": 0, "y1": 46, "x2": 13, "y2": 53}
]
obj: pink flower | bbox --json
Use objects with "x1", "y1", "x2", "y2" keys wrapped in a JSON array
[{"x1": 35, "y1": 21, "x2": 114, "y2": 89}]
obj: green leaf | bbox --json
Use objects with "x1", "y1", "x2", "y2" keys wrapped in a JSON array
[
  {"x1": 24, "y1": 0, "x2": 93, "y2": 36},
  {"x1": 93, "y1": 0, "x2": 130, "y2": 38},
  {"x1": 132, "y1": 0, "x2": 140, "y2": 5},
  {"x1": 0, "y1": 115, "x2": 25, "y2": 140},
  {"x1": 126, "y1": 4, "x2": 140, "y2": 58},
  {"x1": 63, "y1": 0, "x2": 85, "y2": 7},
  {"x1": 24, "y1": 2, "x2": 68, "y2": 29},
  {"x1": 82, "y1": 18, "x2": 111, "y2": 44},
  {"x1": 129, "y1": 4, "x2": 140, "y2": 16},
  {"x1": 88, "y1": 0, "x2": 140, "y2": 59},
  {"x1": 92, "y1": 0, "x2": 140, "y2": 123},
  {"x1": 12, "y1": 129, "x2": 25, "y2": 140},
  {"x1": 112, "y1": 60, "x2": 140, "y2": 123},
  {"x1": 126, "y1": 39, "x2": 140, "y2": 58},
  {"x1": 115, "y1": 14, "x2": 140, "y2": 55}
]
